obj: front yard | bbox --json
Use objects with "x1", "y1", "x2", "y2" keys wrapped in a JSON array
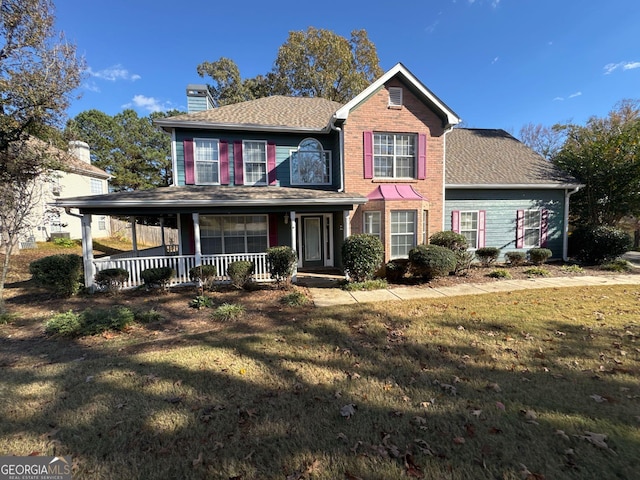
[{"x1": 1, "y1": 243, "x2": 639, "y2": 479}]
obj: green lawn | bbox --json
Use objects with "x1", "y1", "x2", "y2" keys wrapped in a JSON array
[{"x1": 1, "y1": 284, "x2": 639, "y2": 479}]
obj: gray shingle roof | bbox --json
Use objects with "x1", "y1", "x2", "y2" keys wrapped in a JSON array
[
  {"x1": 156, "y1": 96, "x2": 344, "y2": 132},
  {"x1": 446, "y1": 128, "x2": 577, "y2": 186}
]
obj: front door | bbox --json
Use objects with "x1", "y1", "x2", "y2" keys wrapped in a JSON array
[{"x1": 302, "y1": 216, "x2": 323, "y2": 268}]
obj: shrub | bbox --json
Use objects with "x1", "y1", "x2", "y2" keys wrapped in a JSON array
[
  {"x1": 80, "y1": 306, "x2": 135, "y2": 336},
  {"x1": 384, "y1": 259, "x2": 409, "y2": 283},
  {"x1": 189, "y1": 295, "x2": 214, "y2": 310},
  {"x1": 475, "y1": 247, "x2": 500, "y2": 266},
  {"x1": 140, "y1": 267, "x2": 174, "y2": 290},
  {"x1": 227, "y1": 261, "x2": 254, "y2": 289},
  {"x1": 189, "y1": 264, "x2": 217, "y2": 290},
  {"x1": 429, "y1": 231, "x2": 469, "y2": 253},
  {"x1": 570, "y1": 225, "x2": 632, "y2": 265},
  {"x1": 342, "y1": 279, "x2": 388, "y2": 291},
  {"x1": 561, "y1": 264, "x2": 584, "y2": 274},
  {"x1": 45, "y1": 310, "x2": 82, "y2": 337},
  {"x1": 524, "y1": 267, "x2": 550, "y2": 277},
  {"x1": 342, "y1": 234, "x2": 384, "y2": 283},
  {"x1": 528, "y1": 248, "x2": 552, "y2": 265},
  {"x1": 408, "y1": 244, "x2": 456, "y2": 280},
  {"x1": 0, "y1": 313, "x2": 18, "y2": 325},
  {"x1": 95, "y1": 268, "x2": 129, "y2": 293},
  {"x1": 266, "y1": 246, "x2": 297, "y2": 284},
  {"x1": 487, "y1": 269, "x2": 512, "y2": 279},
  {"x1": 429, "y1": 231, "x2": 471, "y2": 275},
  {"x1": 133, "y1": 308, "x2": 163, "y2": 323},
  {"x1": 212, "y1": 303, "x2": 245, "y2": 322},
  {"x1": 280, "y1": 290, "x2": 309, "y2": 307},
  {"x1": 52, "y1": 237, "x2": 76, "y2": 248},
  {"x1": 29, "y1": 254, "x2": 83, "y2": 297},
  {"x1": 600, "y1": 259, "x2": 632, "y2": 272},
  {"x1": 504, "y1": 251, "x2": 526, "y2": 267}
]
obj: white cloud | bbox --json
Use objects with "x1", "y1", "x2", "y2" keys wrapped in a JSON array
[
  {"x1": 122, "y1": 94, "x2": 171, "y2": 113},
  {"x1": 81, "y1": 81, "x2": 101, "y2": 93},
  {"x1": 87, "y1": 64, "x2": 142, "y2": 82},
  {"x1": 425, "y1": 20, "x2": 440, "y2": 33},
  {"x1": 553, "y1": 96, "x2": 564, "y2": 101},
  {"x1": 568, "y1": 91, "x2": 582, "y2": 98},
  {"x1": 604, "y1": 61, "x2": 640, "y2": 75},
  {"x1": 491, "y1": 56, "x2": 499, "y2": 64}
]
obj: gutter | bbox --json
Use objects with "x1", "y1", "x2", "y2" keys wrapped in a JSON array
[
  {"x1": 563, "y1": 185, "x2": 582, "y2": 261},
  {"x1": 155, "y1": 119, "x2": 330, "y2": 135},
  {"x1": 446, "y1": 183, "x2": 582, "y2": 190},
  {"x1": 55, "y1": 197, "x2": 368, "y2": 209}
]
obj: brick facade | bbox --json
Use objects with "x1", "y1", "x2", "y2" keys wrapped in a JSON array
[{"x1": 342, "y1": 78, "x2": 447, "y2": 261}]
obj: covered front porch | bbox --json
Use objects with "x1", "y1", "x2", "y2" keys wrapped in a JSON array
[{"x1": 56, "y1": 186, "x2": 367, "y2": 290}]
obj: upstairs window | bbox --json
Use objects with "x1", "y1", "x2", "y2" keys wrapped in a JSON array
[
  {"x1": 243, "y1": 140, "x2": 267, "y2": 185},
  {"x1": 90, "y1": 178, "x2": 103, "y2": 195},
  {"x1": 373, "y1": 133, "x2": 416, "y2": 178},
  {"x1": 194, "y1": 138, "x2": 220, "y2": 184},
  {"x1": 290, "y1": 138, "x2": 331, "y2": 185}
]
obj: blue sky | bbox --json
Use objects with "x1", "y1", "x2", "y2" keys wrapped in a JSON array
[{"x1": 56, "y1": 0, "x2": 640, "y2": 135}]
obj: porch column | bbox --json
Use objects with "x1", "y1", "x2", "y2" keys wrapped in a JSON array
[
  {"x1": 130, "y1": 216, "x2": 138, "y2": 256},
  {"x1": 192, "y1": 213, "x2": 202, "y2": 266},
  {"x1": 343, "y1": 210, "x2": 351, "y2": 239},
  {"x1": 290, "y1": 211, "x2": 297, "y2": 282},
  {"x1": 81, "y1": 214, "x2": 95, "y2": 291},
  {"x1": 160, "y1": 217, "x2": 166, "y2": 250}
]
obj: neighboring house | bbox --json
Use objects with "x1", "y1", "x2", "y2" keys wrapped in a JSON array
[
  {"x1": 55, "y1": 63, "x2": 580, "y2": 289},
  {"x1": 31, "y1": 141, "x2": 111, "y2": 243}
]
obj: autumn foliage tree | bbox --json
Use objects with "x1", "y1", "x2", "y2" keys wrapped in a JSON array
[
  {"x1": 0, "y1": 0, "x2": 82, "y2": 312},
  {"x1": 196, "y1": 27, "x2": 383, "y2": 106}
]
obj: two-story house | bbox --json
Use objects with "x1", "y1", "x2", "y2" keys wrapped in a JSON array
[{"x1": 56, "y1": 63, "x2": 580, "y2": 289}]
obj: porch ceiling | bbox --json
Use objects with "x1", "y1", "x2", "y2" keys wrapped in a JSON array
[{"x1": 54, "y1": 185, "x2": 367, "y2": 215}]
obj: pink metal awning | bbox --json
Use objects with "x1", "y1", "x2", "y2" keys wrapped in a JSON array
[{"x1": 367, "y1": 184, "x2": 426, "y2": 201}]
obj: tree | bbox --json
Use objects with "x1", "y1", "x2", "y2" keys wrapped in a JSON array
[
  {"x1": 552, "y1": 100, "x2": 640, "y2": 226},
  {"x1": 0, "y1": 0, "x2": 82, "y2": 313},
  {"x1": 518, "y1": 122, "x2": 564, "y2": 160},
  {"x1": 196, "y1": 27, "x2": 383, "y2": 106},
  {"x1": 65, "y1": 109, "x2": 181, "y2": 191}
]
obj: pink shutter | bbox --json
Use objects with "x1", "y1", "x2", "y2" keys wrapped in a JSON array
[
  {"x1": 540, "y1": 209, "x2": 549, "y2": 247},
  {"x1": 219, "y1": 141, "x2": 229, "y2": 185},
  {"x1": 516, "y1": 210, "x2": 525, "y2": 248},
  {"x1": 417, "y1": 133, "x2": 427, "y2": 180},
  {"x1": 268, "y1": 214, "x2": 278, "y2": 247},
  {"x1": 184, "y1": 139, "x2": 195, "y2": 185},
  {"x1": 233, "y1": 141, "x2": 243, "y2": 185},
  {"x1": 478, "y1": 210, "x2": 486, "y2": 248},
  {"x1": 363, "y1": 131, "x2": 373, "y2": 179},
  {"x1": 267, "y1": 142, "x2": 277, "y2": 185},
  {"x1": 451, "y1": 210, "x2": 460, "y2": 233}
]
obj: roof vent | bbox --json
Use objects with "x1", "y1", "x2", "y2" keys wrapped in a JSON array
[{"x1": 388, "y1": 87, "x2": 403, "y2": 108}]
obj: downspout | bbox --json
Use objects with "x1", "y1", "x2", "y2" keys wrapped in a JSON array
[
  {"x1": 563, "y1": 186, "x2": 581, "y2": 261},
  {"x1": 330, "y1": 117, "x2": 344, "y2": 193},
  {"x1": 441, "y1": 124, "x2": 456, "y2": 231}
]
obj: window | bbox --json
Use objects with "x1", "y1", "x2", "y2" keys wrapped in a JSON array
[
  {"x1": 194, "y1": 138, "x2": 220, "y2": 184},
  {"x1": 390, "y1": 210, "x2": 416, "y2": 258},
  {"x1": 243, "y1": 141, "x2": 267, "y2": 185},
  {"x1": 363, "y1": 211, "x2": 381, "y2": 238},
  {"x1": 200, "y1": 215, "x2": 268, "y2": 254},
  {"x1": 460, "y1": 211, "x2": 479, "y2": 249},
  {"x1": 90, "y1": 178, "x2": 103, "y2": 195},
  {"x1": 373, "y1": 133, "x2": 416, "y2": 178},
  {"x1": 388, "y1": 87, "x2": 403, "y2": 107},
  {"x1": 290, "y1": 138, "x2": 331, "y2": 185},
  {"x1": 98, "y1": 216, "x2": 107, "y2": 231},
  {"x1": 520, "y1": 210, "x2": 546, "y2": 248}
]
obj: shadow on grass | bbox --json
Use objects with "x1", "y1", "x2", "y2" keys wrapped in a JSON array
[{"x1": 1, "y1": 286, "x2": 639, "y2": 479}]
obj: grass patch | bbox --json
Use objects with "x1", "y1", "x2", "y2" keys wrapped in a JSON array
[
  {"x1": 561, "y1": 264, "x2": 585, "y2": 274},
  {"x1": 0, "y1": 312, "x2": 19, "y2": 324},
  {"x1": 487, "y1": 268, "x2": 512, "y2": 279},
  {"x1": 189, "y1": 295, "x2": 214, "y2": 310},
  {"x1": 280, "y1": 290, "x2": 309, "y2": 307},
  {"x1": 524, "y1": 267, "x2": 550, "y2": 277},
  {"x1": 342, "y1": 278, "x2": 388, "y2": 291},
  {"x1": 600, "y1": 259, "x2": 632, "y2": 272},
  {"x1": 211, "y1": 302, "x2": 245, "y2": 321},
  {"x1": 2, "y1": 286, "x2": 640, "y2": 479}
]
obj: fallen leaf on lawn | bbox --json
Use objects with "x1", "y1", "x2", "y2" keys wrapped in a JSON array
[
  {"x1": 413, "y1": 416, "x2": 427, "y2": 425},
  {"x1": 404, "y1": 453, "x2": 423, "y2": 477},
  {"x1": 575, "y1": 431, "x2": 617, "y2": 455},
  {"x1": 488, "y1": 427, "x2": 503, "y2": 434},
  {"x1": 340, "y1": 403, "x2": 357, "y2": 418},
  {"x1": 239, "y1": 368, "x2": 246, "y2": 375},
  {"x1": 470, "y1": 409, "x2": 482, "y2": 417},
  {"x1": 344, "y1": 472, "x2": 363, "y2": 480},
  {"x1": 521, "y1": 409, "x2": 538, "y2": 421},
  {"x1": 414, "y1": 439, "x2": 434, "y2": 456},
  {"x1": 350, "y1": 441, "x2": 363, "y2": 454},
  {"x1": 192, "y1": 452, "x2": 202, "y2": 467},
  {"x1": 590, "y1": 394, "x2": 607, "y2": 403},
  {"x1": 453, "y1": 436, "x2": 465, "y2": 445},
  {"x1": 496, "y1": 401, "x2": 505, "y2": 410},
  {"x1": 28, "y1": 451, "x2": 40, "y2": 456},
  {"x1": 594, "y1": 312, "x2": 605, "y2": 321},
  {"x1": 555, "y1": 430, "x2": 570, "y2": 441},
  {"x1": 336, "y1": 432, "x2": 347, "y2": 442},
  {"x1": 486, "y1": 382, "x2": 501, "y2": 392},
  {"x1": 85, "y1": 375, "x2": 94, "y2": 383}
]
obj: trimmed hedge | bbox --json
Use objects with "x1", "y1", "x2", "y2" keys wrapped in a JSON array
[
  {"x1": 504, "y1": 251, "x2": 526, "y2": 267},
  {"x1": 408, "y1": 244, "x2": 456, "y2": 280},
  {"x1": 189, "y1": 264, "x2": 217, "y2": 290},
  {"x1": 429, "y1": 230, "x2": 469, "y2": 253},
  {"x1": 342, "y1": 234, "x2": 384, "y2": 283},
  {"x1": 140, "y1": 267, "x2": 174, "y2": 290},
  {"x1": 95, "y1": 268, "x2": 129, "y2": 293},
  {"x1": 266, "y1": 246, "x2": 297, "y2": 284},
  {"x1": 528, "y1": 248, "x2": 552, "y2": 265},
  {"x1": 475, "y1": 247, "x2": 500, "y2": 267},
  {"x1": 227, "y1": 261, "x2": 254, "y2": 289},
  {"x1": 29, "y1": 254, "x2": 83, "y2": 297}
]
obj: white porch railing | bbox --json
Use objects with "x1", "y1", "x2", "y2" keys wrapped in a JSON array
[{"x1": 93, "y1": 252, "x2": 271, "y2": 289}]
